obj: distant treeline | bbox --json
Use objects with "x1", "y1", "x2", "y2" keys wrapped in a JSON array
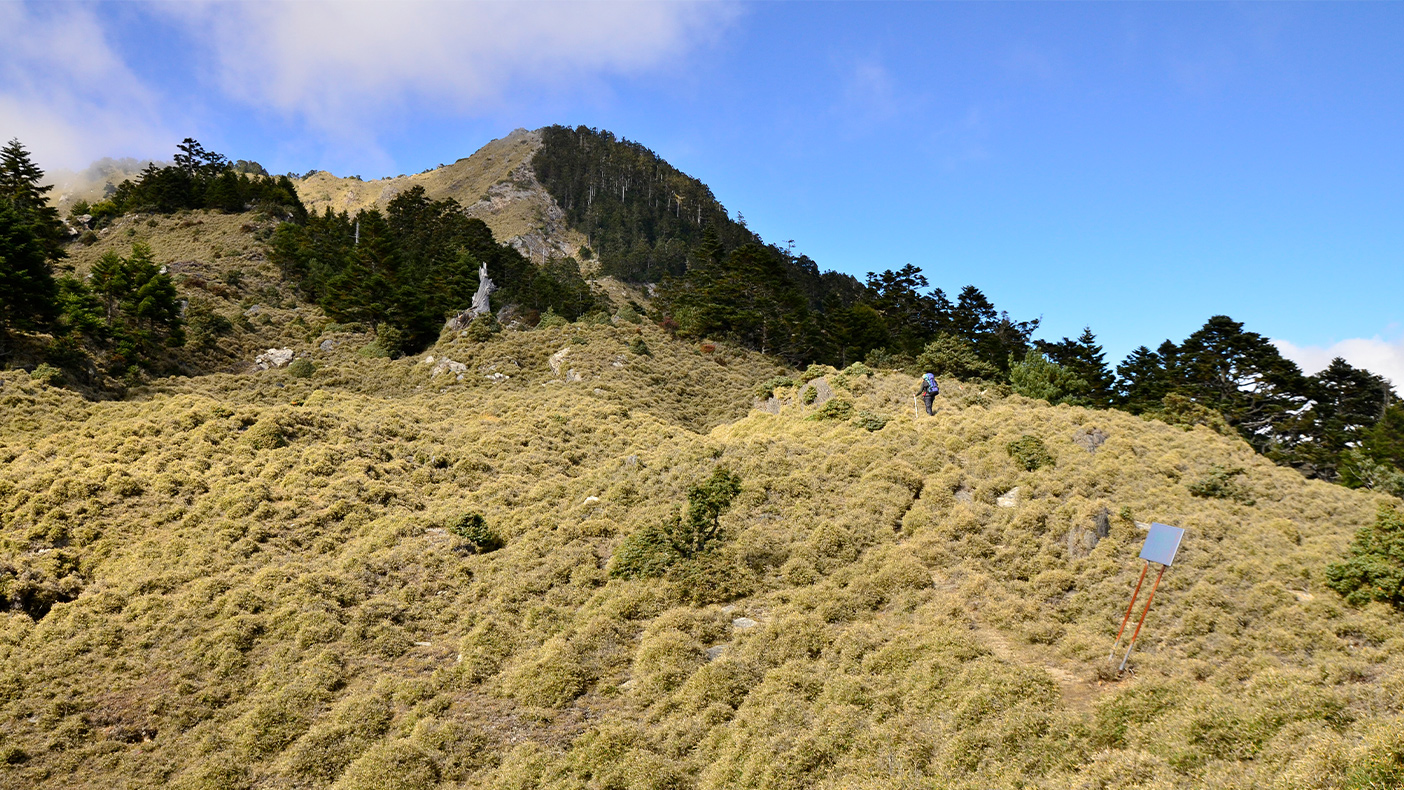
[
  {"x1": 74, "y1": 139, "x2": 305, "y2": 226},
  {"x1": 531, "y1": 125, "x2": 1403, "y2": 491},
  {"x1": 3, "y1": 131, "x2": 1401, "y2": 493}
]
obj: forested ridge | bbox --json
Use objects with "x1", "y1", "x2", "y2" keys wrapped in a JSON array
[{"x1": 530, "y1": 126, "x2": 1404, "y2": 495}]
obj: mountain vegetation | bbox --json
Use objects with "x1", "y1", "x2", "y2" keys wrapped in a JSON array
[{"x1": 1, "y1": 128, "x2": 1402, "y2": 788}]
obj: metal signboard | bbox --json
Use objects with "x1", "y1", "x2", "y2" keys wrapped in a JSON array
[{"x1": 1139, "y1": 523, "x2": 1185, "y2": 567}]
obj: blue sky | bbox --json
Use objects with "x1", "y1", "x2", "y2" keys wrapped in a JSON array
[{"x1": 3, "y1": 1, "x2": 1401, "y2": 382}]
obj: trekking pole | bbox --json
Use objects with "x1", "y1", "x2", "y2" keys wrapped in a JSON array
[{"x1": 912, "y1": 395, "x2": 920, "y2": 422}]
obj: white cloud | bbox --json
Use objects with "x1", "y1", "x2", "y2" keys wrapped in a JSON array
[
  {"x1": 1273, "y1": 336, "x2": 1404, "y2": 389},
  {"x1": 162, "y1": 1, "x2": 734, "y2": 135},
  {"x1": 0, "y1": 3, "x2": 173, "y2": 171}
]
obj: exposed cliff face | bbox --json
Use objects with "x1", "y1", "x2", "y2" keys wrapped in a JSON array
[{"x1": 291, "y1": 128, "x2": 587, "y2": 265}]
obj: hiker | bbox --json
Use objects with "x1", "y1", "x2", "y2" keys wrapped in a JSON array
[{"x1": 915, "y1": 372, "x2": 939, "y2": 416}]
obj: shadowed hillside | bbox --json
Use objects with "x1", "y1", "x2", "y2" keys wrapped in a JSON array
[{"x1": 2, "y1": 308, "x2": 1402, "y2": 789}]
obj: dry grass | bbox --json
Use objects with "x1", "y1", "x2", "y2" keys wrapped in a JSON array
[{"x1": 1, "y1": 293, "x2": 1402, "y2": 788}]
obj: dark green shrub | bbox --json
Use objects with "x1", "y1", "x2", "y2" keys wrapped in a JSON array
[
  {"x1": 535, "y1": 308, "x2": 569, "y2": 329},
  {"x1": 361, "y1": 325, "x2": 405, "y2": 358},
  {"x1": 29, "y1": 364, "x2": 63, "y2": 386},
  {"x1": 628, "y1": 337, "x2": 651, "y2": 356},
  {"x1": 1326, "y1": 504, "x2": 1404, "y2": 609},
  {"x1": 917, "y1": 333, "x2": 1000, "y2": 380},
  {"x1": 852, "y1": 410, "x2": 888, "y2": 432},
  {"x1": 1006, "y1": 435, "x2": 1054, "y2": 471},
  {"x1": 464, "y1": 314, "x2": 501, "y2": 342},
  {"x1": 754, "y1": 376, "x2": 797, "y2": 399},
  {"x1": 187, "y1": 305, "x2": 233, "y2": 351},
  {"x1": 809, "y1": 399, "x2": 853, "y2": 421},
  {"x1": 449, "y1": 512, "x2": 503, "y2": 553},
  {"x1": 615, "y1": 304, "x2": 643, "y2": 324},
  {"x1": 1187, "y1": 465, "x2": 1254, "y2": 505},
  {"x1": 801, "y1": 386, "x2": 818, "y2": 405},
  {"x1": 288, "y1": 358, "x2": 316, "y2": 378},
  {"x1": 609, "y1": 522, "x2": 680, "y2": 579},
  {"x1": 610, "y1": 468, "x2": 742, "y2": 578}
]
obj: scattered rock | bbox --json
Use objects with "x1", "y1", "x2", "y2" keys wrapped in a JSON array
[
  {"x1": 996, "y1": 487, "x2": 1021, "y2": 508},
  {"x1": 431, "y1": 358, "x2": 468, "y2": 377},
  {"x1": 1073, "y1": 426, "x2": 1109, "y2": 453},
  {"x1": 755, "y1": 396, "x2": 782, "y2": 415},
  {"x1": 1135, "y1": 521, "x2": 1152, "y2": 530},
  {"x1": 485, "y1": 372, "x2": 510, "y2": 384},
  {"x1": 565, "y1": 368, "x2": 583, "y2": 383},
  {"x1": 731, "y1": 617, "x2": 758, "y2": 630},
  {"x1": 244, "y1": 304, "x2": 262, "y2": 316},
  {"x1": 254, "y1": 348, "x2": 294, "y2": 370},
  {"x1": 1066, "y1": 507, "x2": 1112, "y2": 559},
  {"x1": 549, "y1": 347, "x2": 570, "y2": 377},
  {"x1": 706, "y1": 646, "x2": 727, "y2": 661},
  {"x1": 954, "y1": 486, "x2": 974, "y2": 504},
  {"x1": 806, "y1": 376, "x2": 835, "y2": 407},
  {"x1": 319, "y1": 338, "x2": 336, "y2": 352},
  {"x1": 583, "y1": 496, "x2": 600, "y2": 505}
]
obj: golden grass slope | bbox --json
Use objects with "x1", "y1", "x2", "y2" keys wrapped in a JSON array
[
  {"x1": 1, "y1": 323, "x2": 1402, "y2": 789},
  {"x1": 291, "y1": 128, "x2": 587, "y2": 265}
]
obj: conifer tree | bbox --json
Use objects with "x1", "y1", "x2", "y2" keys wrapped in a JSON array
[
  {"x1": 0, "y1": 200, "x2": 57, "y2": 352},
  {"x1": 1116, "y1": 342, "x2": 1179, "y2": 413},
  {"x1": 1172, "y1": 316, "x2": 1308, "y2": 451},
  {"x1": 0, "y1": 138, "x2": 67, "y2": 263},
  {"x1": 1039, "y1": 328, "x2": 1115, "y2": 406}
]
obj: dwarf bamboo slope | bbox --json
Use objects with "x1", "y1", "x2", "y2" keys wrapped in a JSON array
[{"x1": 3, "y1": 307, "x2": 1404, "y2": 790}]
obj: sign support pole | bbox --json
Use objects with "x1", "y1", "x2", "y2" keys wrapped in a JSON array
[
  {"x1": 1107, "y1": 521, "x2": 1184, "y2": 672},
  {"x1": 1119, "y1": 564, "x2": 1166, "y2": 671},
  {"x1": 1109, "y1": 560, "x2": 1150, "y2": 660}
]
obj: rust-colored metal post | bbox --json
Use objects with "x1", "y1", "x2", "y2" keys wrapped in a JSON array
[
  {"x1": 1109, "y1": 560, "x2": 1151, "y2": 660},
  {"x1": 1119, "y1": 564, "x2": 1167, "y2": 671}
]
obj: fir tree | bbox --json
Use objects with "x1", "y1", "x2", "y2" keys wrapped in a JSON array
[
  {"x1": 0, "y1": 200, "x2": 57, "y2": 352},
  {"x1": 0, "y1": 138, "x2": 67, "y2": 263},
  {"x1": 1039, "y1": 327, "x2": 1115, "y2": 406}
]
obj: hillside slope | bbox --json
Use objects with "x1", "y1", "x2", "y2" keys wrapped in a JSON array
[
  {"x1": 2, "y1": 306, "x2": 1402, "y2": 789},
  {"x1": 290, "y1": 129, "x2": 586, "y2": 266}
]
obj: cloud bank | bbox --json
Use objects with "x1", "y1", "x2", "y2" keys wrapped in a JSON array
[
  {"x1": 2, "y1": 1, "x2": 732, "y2": 172},
  {"x1": 165, "y1": 1, "x2": 734, "y2": 133},
  {"x1": 0, "y1": 3, "x2": 173, "y2": 170},
  {"x1": 1273, "y1": 335, "x2": 1404, "y2": 388}
]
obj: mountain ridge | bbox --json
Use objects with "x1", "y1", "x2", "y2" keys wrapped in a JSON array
[{"x1": 291, "y1": 128, "x2": 586, "y2": 267}]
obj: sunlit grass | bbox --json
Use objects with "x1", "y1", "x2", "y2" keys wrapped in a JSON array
[{"x1": 2, "y1": 283, "x2": 1401, "y2": 788}]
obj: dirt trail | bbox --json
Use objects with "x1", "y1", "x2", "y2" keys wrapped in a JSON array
[{"x1": 933, "y1": 570, "x2": 1108, "y2": 711}]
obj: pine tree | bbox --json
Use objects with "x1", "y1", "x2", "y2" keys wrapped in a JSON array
[
  {"x1": 1172, "y1": 316, "x2": 1308, "y2": 451},
  {"x1": 1039, "y1": 327, "x2": 1115, "y2": 406},
  {"x1": 1274, "y1": 359, "x2": 1396, "y2": 478},
  {"x1": 1116, "y1": 342, "x2": 1178, "y2": 413},
  {"x1": 0, "y1": 138, "x2": 67, "y2": 263},
  {"x1": 0, "y1": 200, "x2": 57, "y2": 352}
]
